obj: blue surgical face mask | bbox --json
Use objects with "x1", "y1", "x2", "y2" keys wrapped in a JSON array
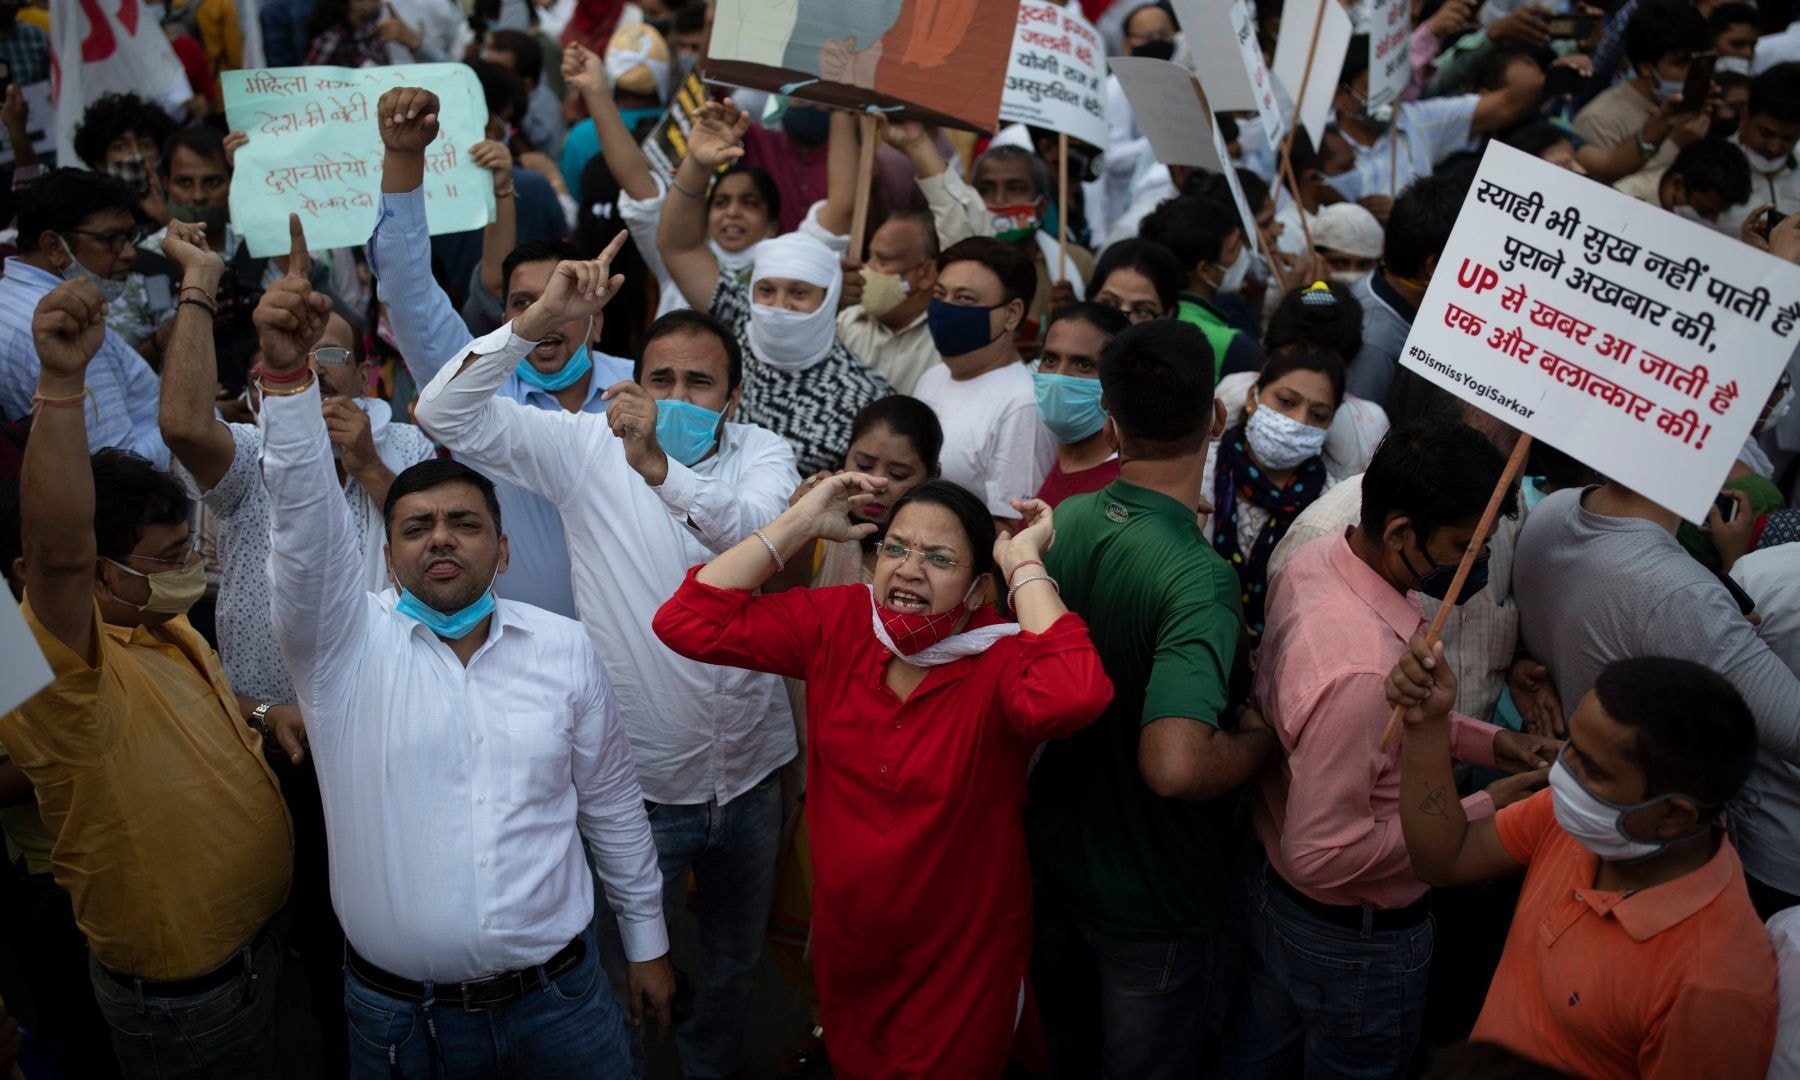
[
  {"x1": 1521, "y1": 475, "x2": 1550, "y2": 514},
  {"x1": 1032, "y1": 371, "x2": 1106, "y2": 443},
  {"x1": 1402, "y1": 541, "x2": 1490, "y2": 606},
  {"x1": 655, "y1": 397, "x2": 725, "y2": 467},
  {"x1": 927, "y1": 298, "x2": 1003, "y2": 358},
  {"x1": 396, "y1": 585, "x2": 497, "y2": 640},
  {"x1": 516, "y1": 343, "x2": 594, "y2": 392}
]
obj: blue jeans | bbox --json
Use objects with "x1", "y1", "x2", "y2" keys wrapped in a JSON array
[
  {"x1": 86, "y1": 924, "x2": 282, "y2": 1078},
  {"x1": 343, "y1": 927, "x2": 628, "y2": 1079},
  {"x1": 1215, "y1": 857, "x2": 1435, "y2": 1080},
  {"x1": 1031, "y1": 899, "x2": 1227, "y2": 1080},
  {"x1": 598, "y1": 768, "x2": 782, "y2": 1080}
]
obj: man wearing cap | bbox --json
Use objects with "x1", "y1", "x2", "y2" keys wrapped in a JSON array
[{"x1": 1311, "y1": 202, "x2": 1386, "y2": 287}]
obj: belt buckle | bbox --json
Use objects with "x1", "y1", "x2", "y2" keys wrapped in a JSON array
[{"x1": 458, "y1": 975, "x2": 500, "y2": 1013}]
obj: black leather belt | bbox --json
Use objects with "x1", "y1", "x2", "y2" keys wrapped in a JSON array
[
  {"x1": 1270, "y1": 870, "x2": 1432, "y2": 932},
  {"x1": 100, "y1": 923, "x2": 270, "y2": 999},
  {"x1": 346, "y1": 936, "x2": 585, "y2": 1013}
]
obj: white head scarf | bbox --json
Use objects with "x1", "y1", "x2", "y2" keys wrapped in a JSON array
[{"x1": 745, "y1": 233, "x2": 843, "y2": 372}]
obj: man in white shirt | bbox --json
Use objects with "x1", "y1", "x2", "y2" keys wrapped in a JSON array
[
  {"x1": 254, "y1": 220, "x2": 673, "y2": 1077},
  {"x1": 1716, "y1": 64, "x2": 1800, "y2": 237},
  {"x1": 410, "y1": 212, "x2": 799, "y2": 1075},
  {"x1": 913, "y1": 236, "x2": 1056, "y2": 527},
  {"x1": 835, "y1": 208, "x2": 943, "y2": 394}
]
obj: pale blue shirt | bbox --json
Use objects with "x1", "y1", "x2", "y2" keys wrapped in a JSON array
[
  {"x1": 1324, "y1": 94, "x2": 1481, "y2": 203},
  {"x1": 367, "y1": 187, "x2": 633, "y2": 618},
  {"x1": 0, "y1": 257, "x2": 167, "y2": 468}
]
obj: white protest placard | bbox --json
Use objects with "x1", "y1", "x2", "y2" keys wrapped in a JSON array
[
  {"x1": 223, "y1": 64, "x2": 494, "y2": 258},
  {"x1": 1398, "y1": 142, "x2": 1800, "y2": 522},
  {"x1": 51, "y1": 0, "x2": 193, "y2": 165},
  {"x1": 1171, "y1": 0, "x2": 1284, "y2": 146},
  {"x1": 1271, "y1": 0, "x2": 1354, "y2": 146},
  {"x1": 1108, "y1": 57, "x2": 1259, "y2": 245},
  {"x1": 0, "y1": 82, "x2": 53, "y2": 166},
  {"x1": 1367, "y1": 0, "x2": 1412, "y2": 110},
  {"x1": 0, "y1": 593, "x2": 51, "y2": 717},
  {"x1": 1000, "y1": 0, "x2": 1108, "y2": 151}
]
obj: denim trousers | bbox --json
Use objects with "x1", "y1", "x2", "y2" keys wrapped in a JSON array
[
  {"x1": 86, "y1": 921, "x2": 283, "y2": 1079},
  {"x1": 1031, "y1": 896, "x2": 1228, "y2": 1080},
  {"x1": 343, "y1": 926, "x2": 629, "y2": 1079},
  {"x1": 1214, "y1": 856, "x2": 1435, "y2": 1080},
  {"x1": 598, "y1": 767, "x2": 782, "y2": 1080}
]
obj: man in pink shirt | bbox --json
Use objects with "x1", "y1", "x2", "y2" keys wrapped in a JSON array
[{"x1": 1216, "y1": 413, "x2": 1559, "y2": 1078}]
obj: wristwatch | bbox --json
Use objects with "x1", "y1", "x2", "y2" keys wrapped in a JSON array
[
  {"x1": 1635, "y1": 132, "x2": 1659, "y2": 160},
  {"x1": 247, "y1": 702, "x2": 272, "y2": 737}
]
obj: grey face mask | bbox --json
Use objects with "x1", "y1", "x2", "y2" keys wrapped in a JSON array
[{"x1": 58, "y1": 237, "x2": 128, "y2": 304}]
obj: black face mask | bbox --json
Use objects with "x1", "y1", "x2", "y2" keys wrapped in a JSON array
[
  {"x1": 1131, "y1": 39, "x2": 1176, "y2": 61},
  {"x1": 1712, "y1": 114, "x2": 1741, "y2": 140},
  {"x1": 780, "y1": 106, "x2": 830, "y2": 148}
]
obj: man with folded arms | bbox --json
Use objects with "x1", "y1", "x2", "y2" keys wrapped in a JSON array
[{"x1": 255, "y1": 218, "x2": 672, "y2": 1076}]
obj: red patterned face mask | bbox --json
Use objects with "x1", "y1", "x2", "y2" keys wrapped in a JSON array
[{"x1": 874, "y1": 601, "x2": 971, "y2": 658}]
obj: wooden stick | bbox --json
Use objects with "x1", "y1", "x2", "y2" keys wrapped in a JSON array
[
  {"x1": 1377, "y1": 434, "x2": 1534, "y2": 752},
  {"x1": 849, "y1": 113, "x2": 879, "y2": 265},
  {"x1": 1389, "y1": 125, "x2": 1400, "y2": 200},
  {"x1": 1057, "y1": 131, "x2": 1070, "y2": 286},
  {"x1": 1276, "y1": 0, "x2": 1330, "y2": 257},
  {"x1": 1254, "y1": 217, "x2": 1292, "y2": 296}
]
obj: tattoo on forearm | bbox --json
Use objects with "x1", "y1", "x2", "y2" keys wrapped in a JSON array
[{"x1": 1418, "y1": 785, "x2": 1449, "y2": 817}]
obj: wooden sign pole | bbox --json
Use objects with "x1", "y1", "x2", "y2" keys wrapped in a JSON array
[
  {"x1": 1277, "y1": 0, "x2": 1329, "y2": 255},
  {"x1": 849, "y1": 113, "x2": 879, "y2": 265},
  {"x1": 1378, "y1": 434, "x2": 1533, "y2": 751},
  {"x1": 1057, "y1": 131, "x2": 1070, "y2": 286}
]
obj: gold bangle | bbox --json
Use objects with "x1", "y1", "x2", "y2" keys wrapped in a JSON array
[
  {"x1": 494, "y1": 185, "x2": 516, "y2": 199},
  {"x1": 258, "y1": 373, "x2": 318, "y2": 397}
]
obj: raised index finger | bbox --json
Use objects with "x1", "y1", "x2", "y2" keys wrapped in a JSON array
[{"x1": 286, "y1": 213, "x2": 311, "y2": 280}]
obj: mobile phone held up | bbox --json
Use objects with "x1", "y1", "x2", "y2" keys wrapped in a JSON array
[
  {"x1": 1714, "y1": 491, "x2": 1740, "y2": 524},
  {"x1": 1546, "y1": 13, "x2": 1598, "y2": 40},
  {"x1": 1679, "y1": 52, "x2": 1717, "y2": 113}
]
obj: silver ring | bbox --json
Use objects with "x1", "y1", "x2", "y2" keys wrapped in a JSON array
[{"x1": 808, "y1": 475, "x2": 821, "y2": 486}]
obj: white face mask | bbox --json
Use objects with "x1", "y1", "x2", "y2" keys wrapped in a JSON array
[
  {"x1": 745, "y1": 299, "x2": 838, "y2": 372},
  {"x1": 1737, "y1": 138, "x2": 1791, "y2": 175},
  {"x1": 1716, "y1": 55, "x2": 1753, "y2": 76},
  {"x1": 1549, "y1": 758, "x2": 1703, "y2": 863},
  {"x1": 1244, "y1": 404, "x2": 1328, "y2": 469},
  {"x1": 1762, "y1": 381, "x2": 1794, "y2": 432},
  {"x1": 1327, "y1": 269, "x2": 1369, "y2": 286},
  {"x1": 1213, "y1": 244, "x2": 1251, "y2": 295}
]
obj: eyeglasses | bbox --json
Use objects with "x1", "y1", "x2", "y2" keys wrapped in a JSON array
[
  {"x1": 1097, "y1": 297, "x2": 1163, "y2": 323},
  {"x1": 63, "y1": 227, "x2": 147, "y2": 254},
  {"x1": 877, "y1": 541, "x2": 970, "y2": 572},
  {"x1": 129, "y1": 534, "x2": 202, "y2": 569},
  {"x1": 310, "y1": 346, "x2": 352, "y2": 366}
]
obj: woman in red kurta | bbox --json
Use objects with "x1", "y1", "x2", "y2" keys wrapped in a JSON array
[{"x1": 654, "y1": 475, "x2": 1112, "y2": 1079}]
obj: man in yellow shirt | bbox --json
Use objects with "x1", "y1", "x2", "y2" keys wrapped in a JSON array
[{"x1": 3, "y1": 277, "x2": 292, "y2": 1075}]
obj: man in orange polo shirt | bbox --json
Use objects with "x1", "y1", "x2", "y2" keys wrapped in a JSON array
[{"x1": 1389, "y1": 648, "x2": 1777, "y2": 1078}]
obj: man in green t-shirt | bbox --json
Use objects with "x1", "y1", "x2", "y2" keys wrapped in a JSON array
[{"x1": 1028, "y1": 319, "x2": 1275, "y2": 1079}]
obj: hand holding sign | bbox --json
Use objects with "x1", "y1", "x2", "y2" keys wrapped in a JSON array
[{"x1": 253, "y1": 215, "x2": 333, "y2": 377}]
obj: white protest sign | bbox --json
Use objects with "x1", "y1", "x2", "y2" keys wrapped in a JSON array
[
  {"x1": 223, "y1": 65, "x2": 493, "y2": 258},
  {"x1": 1271, "y1": 0, "x2": 1354, "y2": 146},
  {"x1": 50, "y1": 0, "x2": 193, "y2": 166},
  {"x1": 1172, "y1": 0, "x2": 1284, "y2": 146},
  {"x1": 1398, "y1": 142, "x2": 1800, "y2": 522},
  {"x1": 1108, "y1": 57, "x2": 1259, "y2": 245},
  {"x1": 1000, "y1": 0, "x2": 1108, "y2": 151},
  {"x1": 0, "y1": 82, "x2": 53, "y2": 166},
  {"x1": 0, "y1": 593, "x2": 51, "y2": 717},
  {"x1": 1367, "y1": 0, "x2": 1411, "y2": 110}
]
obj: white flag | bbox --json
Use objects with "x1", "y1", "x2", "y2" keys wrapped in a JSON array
[{"x1": 51, "y1": 0, "x2": 194, "y2": 166}]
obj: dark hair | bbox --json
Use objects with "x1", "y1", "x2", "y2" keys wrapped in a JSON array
[
  {"x1": 1748, "y1": 62, "x2": 1800, "y2": 125},
  {"x1": 1256, "y1": 347, "x2": 1346, "y2": 406},
  {"x1": 885, "y1": 480, "x2": 997, "y2": 581},
  {"x1": 1264, "y1": 280, "x2": 1365, "y2": 362},
  {"x1": 576, "y1": 155, "x2": 653, "y2": 355},
  {"x1": 16, "y1": 168, "x2": 140, "y2": 253},
  {"x1": 1141, "y1": 195, "x2": 1240, "y2": 277},
  {"x1": 159, "y1": 126, "x2": 228, "y2": 177},
  {"x1": 850, "y1": 395, "x2": 943, "y2": 474},
  {"x1": 1087, "y1": 238, "x2": 1182, "y2": 315},
  {"x1": 307, "y1": 0, "x2": 358, "y2": 37},
  {"x1": 1359, "y1": 412, "x2": 1516, "y2": 547},
  {"x1": 1235, "y1": 168, "x2": 1271, "y2": 215},
  {"x1": 1047, "y1": 301, "x2": 1129, "y2": 341},
  {"x1": 1099, "y1": 319, "x2": 1216, "y2": 456},
  {"x1": 486, "y1": 29, "x2": 543, "y2": 87},
  {"x1": 1218, "y1": 113, "x2": 1240, "y2": 145},
  {"x1": 0, "y1": 475, "x2": 20, "y2": 594},
  {"x1": 882, "y1": 207, "x2": 940, "y2": 261},
  {"x1": 1668, "y1": 136, "x2": 1753, "y2": 206},
  {"x1": 670, "y1": 2, "x2": 707, "y2": 35},
  {"x1": 1595, "y1": 657, "x2": 1757, "y2": 806},
  {"x1": 1624, "y1": 0, "x2": 1706, "y2": 71},
  {"x1": 1384, "y1": 170, "x2": 1473, "y2": 279},
  {"x1": 1474, "y1": 41, "x2": 1551, "y2": 94},
  {"x1": 500, "y1": 239, "x2": 583, "y2": 300},
  {"x1": 1708, "y1": 2, "x2": 1759, "y2": 38},
  {"x1": 467, "y1": 58, "x2": 528, "y2": 124},
  {"x1": 938, "y1": 236, "x2": 1038, "y2": 309},
  {"x1": 634, "y1": 309, "x2": 745, "y2": 391},
  {"x1": 709, "y1": 162, "x2": 783, "y2": 224},
  {"x1": 71, "y1": 92, "x2": 177, "y2": 170},
  {"x1": 1527, "y1": 440, "x2": 1602, "y2": 492},
  {"x1": 973, "y1": 144, "x2": 1050, "y2": 201},
  {"x1": 91, "y1": 449, "x2": 190, "y2": 561},
  {"x1": 1498, "y1": 120, "x2": 1575, "y2": 160},
  {"x1": 383, "y1": 459, "x2": 504, "y2": 536},
  {"x1": 1340, "y1": 33, "x2": 1372, "y2": 88}
]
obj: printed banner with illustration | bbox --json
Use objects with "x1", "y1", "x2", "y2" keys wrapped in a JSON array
[
  {"x1": 1398, "y1": 142, "x2": 1800, "y2": 522},
  {"x1": 704, "y1": 0, "x2": 1021, "y2": 133},
  {"x1": 998, "y1": 0, "x2": 1107, "y2": 151},
  {"x1": 642, "y1": 69, "x2": 711, "y2": 179},
  {"x1": 222, "y1": 64, "x2": 493, "y2": 258}
]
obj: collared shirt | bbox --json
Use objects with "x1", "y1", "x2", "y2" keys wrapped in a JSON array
[
  {"x1": 1473, "y1": 789, "x2": 1777, "y2": 1078},
  {"x1": 1347, "y1": 270, "x2": 1417, "y2": 405},
  {"x1": 260, "y1": 379, "x2": 666, "y2": 979},
  {"x1": 1718, "y1": 140, "x2": 1800, "y2": 239},
  {"x1": 0, "y1": 601, "x2": 292, "y2": 980},
  {"x1": 173, "y1": 406, "x2": 437, "y2": 704},
  {"x1": 367, "y1": 186, "x2": 635, "y2": 617},
  {"x1": 1255, "y1": 534, "x2": 1499, "y2": 909},
  {"x1": 835, "y1": 306, "x2": 939, "y2": 394},
  {"x1": 1324, "y1": 94, "x2": 1480, "y2": 203},
  {"x1": 412, "y1": 320, "x2": 800, "y2": 807},
  {"x1": 0, "y1": 24, "x2": 49, "y2": 86},
  {"x1": 0, "y1": 258, "x2": 167, "y2": 467}
]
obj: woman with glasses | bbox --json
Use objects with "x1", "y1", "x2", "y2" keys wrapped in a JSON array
[
  {"x1": 1086, "y1": 237, "x2": 1182, "y2": 325},
  {"x1": 655, "y1": 474, "x2": 1111, "y2": 1079}
]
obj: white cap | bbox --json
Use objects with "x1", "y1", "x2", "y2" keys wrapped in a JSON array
[{"x1": 1311, "y1": 202, "x2": 1384, "y2": 259}]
